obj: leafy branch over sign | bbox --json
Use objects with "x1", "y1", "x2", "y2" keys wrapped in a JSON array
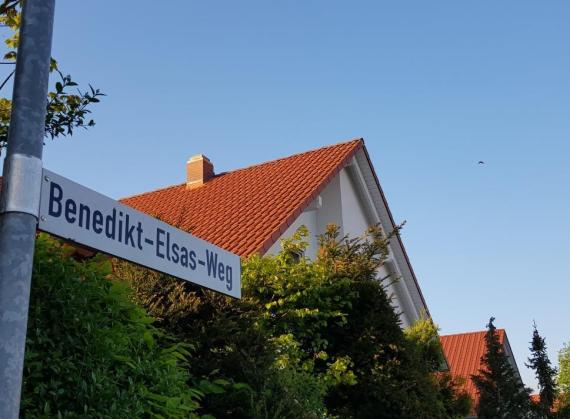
[
  {"x1": 0, "y1": 0, "x2": 104, "y2": 154},
  {"x1": 44, "y1": 71, "x2": 104, "y2": 140}
]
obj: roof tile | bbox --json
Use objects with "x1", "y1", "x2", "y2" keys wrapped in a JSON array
[
  {"x1": 440, "y1": 329, "x2": 506, "y2": 408},
  {"x1": 121, "y1": 139, "x2": 363, "y2": 257}
]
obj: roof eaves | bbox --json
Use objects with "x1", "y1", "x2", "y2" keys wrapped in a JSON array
[
  {"x1": 358, "y1": 144, "x2": 431, "y2": 317},
  {"x1": 501, "y1": 331, "x2": 523, "y2": 381}
]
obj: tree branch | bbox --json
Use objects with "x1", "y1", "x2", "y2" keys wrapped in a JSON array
[
  {"x1": 0, "y1": 68, "x2": 14, "y2": 91},
  {"x1": 0, "y1": 0, "x2": 20, "y2": 16}
]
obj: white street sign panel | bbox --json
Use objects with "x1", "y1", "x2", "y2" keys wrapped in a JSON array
[{"x1": 38, "y1": 169, "x2": 241, "y2": 298}]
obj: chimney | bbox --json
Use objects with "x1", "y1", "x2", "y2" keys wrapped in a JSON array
[{"x1": 186, "y1": 154, "x2": 214, "y2": 188}]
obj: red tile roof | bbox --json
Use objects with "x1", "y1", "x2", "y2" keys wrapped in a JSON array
[
  {"x1": 530, "y1": 393, "x2": 562, "y2": 413},
  {"x1": 440, "y1": 329, "x2": 506, "y2": 408},
  {"x1": 121, "y1": 139, "x2": 363, "y2": 256}
]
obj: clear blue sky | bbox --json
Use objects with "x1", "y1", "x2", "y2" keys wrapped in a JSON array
[{"x1": 19, "y1": 1, "x2": 570, "y2": 390}]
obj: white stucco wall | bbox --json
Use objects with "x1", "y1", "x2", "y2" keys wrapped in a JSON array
[
  {"x1": 338, "y1": 168, "x2": 409, "y2": 326},
  {"x1": 339, "y1": 169, "x2": 369, "y2": 237},
  {"x1": 266, "y1": 208, "x2": 318, "y2": 256},
  {"x1": 316, "y1": 174, "x2": 343, "y2": 238},
  {"x1": 266, "y1": 173, "x2": 343, "y2": 257},
  {"x1": 265, "y1": 166, "x2": 415, "y2": 327}
]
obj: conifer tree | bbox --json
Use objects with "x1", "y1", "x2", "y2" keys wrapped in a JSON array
[
  {"x1": 526, "y1": 323, "x2": 558, "y2": 418},
  {"x1": 472, "y1": 317, "x2": 531, "y2": 418}
]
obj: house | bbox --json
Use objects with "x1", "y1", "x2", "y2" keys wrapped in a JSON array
[
  {"x1": 121, "y1": 139, "x2": 429, "y2": 327},
  {"x1": 440, "y1": 329, "x2": 523, "y2": 417}
]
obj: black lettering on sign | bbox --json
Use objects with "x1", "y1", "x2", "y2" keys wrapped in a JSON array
[
  {"x1": 166, "y1": 231, "x2": 171, "y2": 261},
  {"x1": 118, "y1": 211, "x2": 124, "y2": 243},
  {"x1": 105, "y1": 209, "x2": 116, "y2": 239},
  {"x1": 93, "y1": 210, "x2": 103, "y2": 234},
  {"x1": 78, "y1": 204, "x2": 91, "y2": 230},
  {"x1": 48, "y1": 181, "x2": 63, "y2": 217},
  {"x1": 172, "y1": 243, "x2": 180, "y2": 263},
  {"x1": 206, "y1": 250, "x2": 218, "y2": 278},
  {"x1": 64, "y1": 199, "x2": 77, "y2": 223},
  {"x1": 189, "y1": 250, "x2": 197, "y2": 270},
  {"x1": 124, "y1": 214, "x2": 136, "y2": 247},
  {"x1": 41, "y1": 178, "x2": 237, "y2": 295},
  {"x1": 156, "y1": 228, "x2": 165, "y2": 259},
  {"x1": 180, "y1": 246, "x2": 188, "y2": 268},
  {"x1": 136, "y1": 223, "x2": 144, "y2": 250},
  {"x1": 206, "y1": 250, "x2": 233, "y2": 291}
]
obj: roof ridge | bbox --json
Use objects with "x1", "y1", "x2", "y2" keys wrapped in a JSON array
[
  {"x1": 441, "y1": 328, "x2": 506, "y2": 338},
  {"x1": 120, "y1": 138, "x2": 364, "y2": 202},
  {"x1": 226, "y1": 138, "x2": 363, "y2": 175}
]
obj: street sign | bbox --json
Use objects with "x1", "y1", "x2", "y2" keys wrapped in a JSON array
[{"x1": 38, "y1": 169, "x2": 241, "y2": 298}]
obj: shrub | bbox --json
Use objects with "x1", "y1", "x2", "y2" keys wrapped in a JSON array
[
  {"x1": 116, "y1": 225, "x2": 471, "y2": 418},
  {"x1": 21, "y1": 234, "x2": 205, "y2": 418}
]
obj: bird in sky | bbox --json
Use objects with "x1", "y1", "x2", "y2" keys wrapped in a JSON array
[{"x1": 478, "y1": 161, "x2": 485, "y2": 165}]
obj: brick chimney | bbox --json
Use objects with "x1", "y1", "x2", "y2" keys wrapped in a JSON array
[{"x1": 186, "y1": 154, "x2": 214, "y2": 188}]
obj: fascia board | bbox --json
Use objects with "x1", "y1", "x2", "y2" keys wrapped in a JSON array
[{"x1": 350, "y1": 147, "x2": 431, "y2": 320}]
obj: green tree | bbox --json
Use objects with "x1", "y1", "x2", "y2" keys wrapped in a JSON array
[
  {"x1": 558, "y1": 344, "x2": 570, "y2": 416},
  {"x1": 472, "y1": 317, "x2": 532, "y2": 418},
  {"x1": 0, "y1": 0, "x2": 103, "y2": 153},
  {"x1": 404, "y1": 317, "x2": 447, "y2": 372},
  {"x1": 116, "y1": 225, "x2": 472, "y2": 419},
  {"x1": 115, "y1": 228, "x2": 330, "y2": 419},
  {"x1": 404, "y1": 318, "x2": 472, "y2": 417},
  {"x1": 21, "y1": 234, "x2": 206, "y2": 418},
  {"x1": 526, "y1": 323, "x2": 558, "y2": 418}
]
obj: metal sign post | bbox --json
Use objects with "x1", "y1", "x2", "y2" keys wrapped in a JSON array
[
  {"x1": 0, "y1": 2, "x2": 241, "y2": 417},
  {"x1": 0, "y1": 1, "x2": 55, "y2": 418}
]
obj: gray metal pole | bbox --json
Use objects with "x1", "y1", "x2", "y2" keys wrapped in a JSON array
[{"x1": 0, "y1": 1, "x2": 55, "y2": 418}]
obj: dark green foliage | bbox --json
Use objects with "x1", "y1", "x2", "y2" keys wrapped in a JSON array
[
  {"x1": 472, "y1": 317, "x2": 532, "y2": 418},
  {"x1": 115, "y1": 257, "x2": 326, "y2": 419},
  {"x1": 116, "y1": 225, "x2": 472, "y2": 418},
  {"x1": 404, "y1": 317, "x2": 448, "y2": 372},
  {"x1": 21, "y1": 234, "x2": 204, "y2": 418},
  {"x1": 404, "y1": 318, "x2": 473, "y2": 418},
  {"x1": 435, "y1": 373, "x2": 474, "y2": 418},
  {"x1": 44, "y1": 71, "x2": 104, "y2": 140},
  {"x1": 526, "y1": 323, "x2": 558, "y2": 418}
]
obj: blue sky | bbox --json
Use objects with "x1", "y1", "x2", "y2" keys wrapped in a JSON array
[{"x1": 12, "y1": 1, "x2": 570, "y2": 389}]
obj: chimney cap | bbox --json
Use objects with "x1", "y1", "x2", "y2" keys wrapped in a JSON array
[{"x1": 188, "y1": 154, "x2": 211, "y2": 163}]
